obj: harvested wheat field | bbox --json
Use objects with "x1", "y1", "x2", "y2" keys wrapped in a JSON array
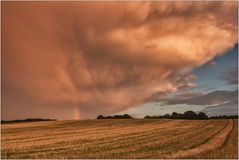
[{"x1": 1, "y1": 119, "x2": 238, "y2": 159}]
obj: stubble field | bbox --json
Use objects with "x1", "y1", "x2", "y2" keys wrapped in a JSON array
[{"x1": 1, "y1": 119, "x2": 238, "y2": 159}]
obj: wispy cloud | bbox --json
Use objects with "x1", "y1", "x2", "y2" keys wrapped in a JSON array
[
  {"x1": 162, "y1": 90, "x2": 238, "y2": 106},
  {"x1": 220, "y1": 67, "x2": 238, "y2": 85}
]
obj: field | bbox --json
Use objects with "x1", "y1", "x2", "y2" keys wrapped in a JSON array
[{"x1": 1, "y1": 119, "x2": 238, "y2": 159}]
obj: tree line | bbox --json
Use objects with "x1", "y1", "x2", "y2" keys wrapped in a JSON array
[
  {"x1": 1, "y1": 118, "x2": 57, "y2": 124},
  {"x1": 144, "y1": 111, "x2": 208, "y2": 120},
  {"x1": 97, "y1": 111, "x2": 238, "y2": 120},
  {"x1": 209, "y1": 115, "x2": 238, "y2": 119},
  {"x1": 97, "y1": 114, "x2": 133, "y2": 119}
]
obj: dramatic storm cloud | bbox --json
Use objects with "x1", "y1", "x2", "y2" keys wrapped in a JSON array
[{"x1": 2, "y1": 1, "x2": 238, "y2": 119}]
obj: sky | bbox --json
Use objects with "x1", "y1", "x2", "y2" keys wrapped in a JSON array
[
  {"x1": 119, "y1": 45, "x2": 238, "y2": 117},
  {"x1": 2, "y1": 1, "x2": 238, "y2": 120}
]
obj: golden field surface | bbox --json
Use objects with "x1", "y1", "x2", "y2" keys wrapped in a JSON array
[{"x1": 1, "y1": 119, "x2": 238, "y2": 159}]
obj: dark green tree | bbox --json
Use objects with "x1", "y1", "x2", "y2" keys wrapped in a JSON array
[
  {"x1": 97, "y1": 115, "x2": 104, "y2": 119},
  {"x1": 198, "y1": 112, "x2": 208, "y2": 119},
  {"x1": 183, "y1": 111, "x2": 198, "y2": 119}
]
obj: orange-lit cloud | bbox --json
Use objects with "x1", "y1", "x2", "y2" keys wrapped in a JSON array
[{"x1": 2, "y1": 1, "x2": 238, "y2": 119}]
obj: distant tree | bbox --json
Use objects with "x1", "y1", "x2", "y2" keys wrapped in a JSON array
[
  {"x1": 112, "y1": 115, "x2": 120, "y2": 119},
  {"x1": 171, "y1": 112, "x2": 184, "y2": 119},
  {"x1": 123, "y1": 114, "x2": 132, "y2": 119},
  {"x1": 177, "y1": 113, "x2": 184, "y2": 119},
  {"x1": 97, "y1": 114, "x2": 133, "y2": 119},
  {"x1": 198, "y1": 112, "x2": 208, "y2": 120},
  {"x1": 97, "y1": 115, "x2": 104, "y2": 119},
  {"x1": 1, "y1": 118, "x2": 56, "y2": 124},
  {"x1": 163, "y1": 114, "x2": 171, "y2": 119},
  {"x1": 183, "y1": 111, "x2": 198, "y2": 119},
  {"x1": 171, "y1": 112, "x2": 178, "y2": 118},
  {"x1": 144, "y1": 116, "x2": 151, "y2": 119},
  {"x1": 164, "y1": 113, "x2": 170, "y2": 116},
  {"x1": 210, "y1": 115, "x2": 238, "y2": 119}
]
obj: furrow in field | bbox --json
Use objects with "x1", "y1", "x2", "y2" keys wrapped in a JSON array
[
  {"x1": 7, "y1": 120, "x2": 212, "y2": 158},
  {"x1": 12, "y1": 119, "x2": 197, "y2": 144},
  {"x1": 2, "y1": 119, "x2": 171, "y2": 143},
  {"x1": 169, "y1": 119, "x2": 233, "y2": 159},
  {"x1": 2, "y1": 120, "x2": 176, "y2": 149},
  {"x1": 191, "y1": 119, "x2": 238, "y2": 159},
  {"x1": 0, "y1": 121, "x2": 178, "y2": 152},
  {"x1": 92, "y1": 120, "x2": 224, "y2": 158},
  {"x1": 1, "y1": 120, "x2": 192, "y2": 156},
  {"x1": 1, "y1": 119, "x2": 234, "y2": 159},
  {"x1": 140, "y1": 120, "x2": 228, "y2": 158}
]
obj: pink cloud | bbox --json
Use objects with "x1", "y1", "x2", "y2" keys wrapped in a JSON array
[{"x1": 2, "y1": 1, "x2": 238, "y2": 119}]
